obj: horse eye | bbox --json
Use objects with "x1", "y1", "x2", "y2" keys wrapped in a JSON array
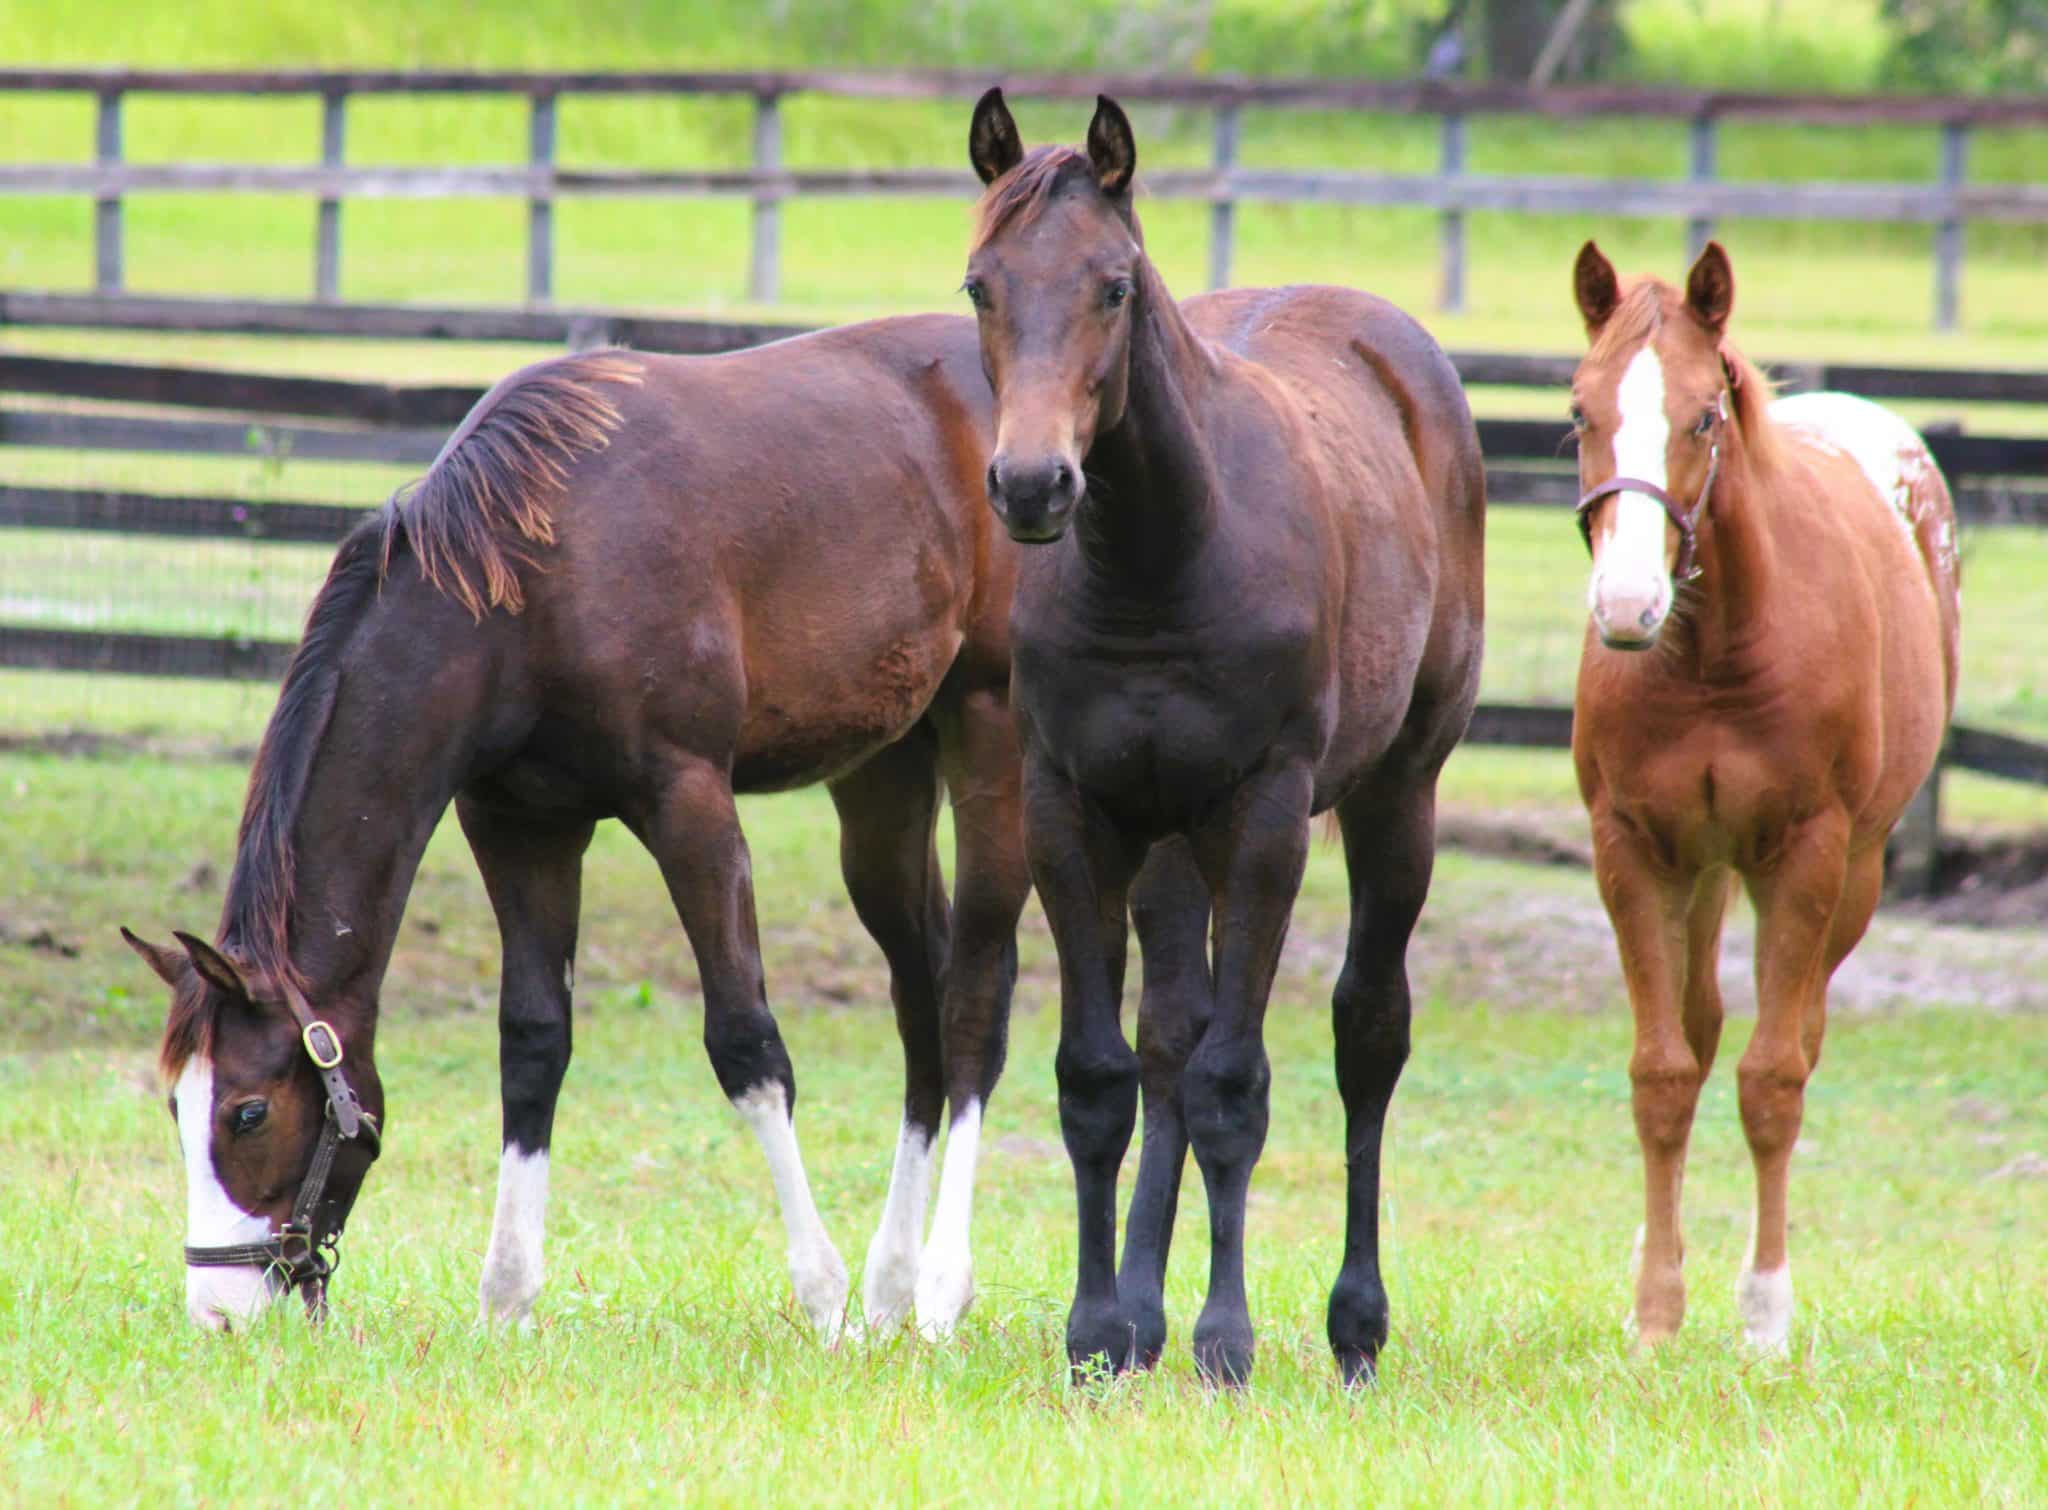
[
  {"x1": 962, "y1": 280, "x2": 987, "y2": 311},
  {"x1": 1695, "y1": 408, "x2": 1716, "y2": 436},
  {"x1": 231, "y1": 1100, "x2": 268, "y2": 1135},
  {"x1": 1569, "y1": 403, "x2": 1588, "y2": 431},
  {"x1": 1105, "y1": 280, "x2": 1131, "y2": 309}
]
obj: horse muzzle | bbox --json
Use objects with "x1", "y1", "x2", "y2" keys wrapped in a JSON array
[{"x1": 986, "y1": 452, "x2": 1081, "y2": 542}]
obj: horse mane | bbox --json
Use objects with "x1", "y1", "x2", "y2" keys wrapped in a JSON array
[
  {"x1": 971, "y1": 146, "x2": 1100, "y2": 252},
  {"x1": 157, "y1": 352, "x2": 643, "y2": 1081},
  {"x1": 382, "y1": 351, "x2": 645, "y2": 620}
]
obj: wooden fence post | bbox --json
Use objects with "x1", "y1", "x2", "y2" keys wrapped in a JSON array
[
  {"x1": 94, "y1": 89, "x2": 123, "y2": 293},
  {"x1": 528, "y1": 91, "x2": 557, "y2": 306},
  {"x1": 1887, "y1": 759, "x2": 1944, "y2": 898},
  {"x1": 1687, "y1": 113, "x2": 1716, "y2": 260},
  {"x1": 1935, "y1": 120, "x2": 1968, "y2": 333},
  {"x1": 750, "y1": 91, "x2": 782, "y2": 305},
  {"x1": 1439, "y1": 111, "x2": 1465, "y2": 315},
  {"x1": 314, "y1": 91, "x2": 346, "y2": 303},
  {"x1": 1209, "y1": 102, "x2": 1240, "y2": 292}
]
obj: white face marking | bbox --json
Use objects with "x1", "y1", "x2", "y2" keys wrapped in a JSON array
[
  {"x1": 175, "y1": 1056, "x2": 277, "y2": 1329},
  {"x1": 1736, "y1": 1223, "x2": 1793, "y2": 1353},
  {"x1": 862, "y1": 1118, "x2": 933, "y2": 1334},
  {"x1": 478, "y1": 1146, "x2": 550, "y2": 1325},
  {"x1": 915, "y1": 1098, "x2": 982, "y2": 1338},
  {"x1": 1588, "y1": 345, "x2": 1676, "y2": 644},
  {"x1": 732, "y1": 1082, "x2": 848, "y2": 1341}
]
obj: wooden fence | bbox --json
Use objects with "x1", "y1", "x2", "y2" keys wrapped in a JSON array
[{"x1": 6, "y1": 68, "x2": 2048, "y2": 326}]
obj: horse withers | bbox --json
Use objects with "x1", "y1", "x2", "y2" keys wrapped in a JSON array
[
  {"x1": 962, "y1": 91, "x2": 1486, "y2": 1384},
  {"x1": 123, "y1": 318, "x2": 1033, "y2": 1339},
  {"x1": 1568, "y1": 240, "x2": 1960, "y2": 1351}
]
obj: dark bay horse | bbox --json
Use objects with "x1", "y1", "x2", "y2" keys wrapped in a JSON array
[
  {"x1": 123, "y1": 318, "x2": 1038, "y2": 1338},
  {"x1": 1569, "y1": 241, "x2": 1959, "y2": 1350},
  {"x1": 962, "y1": 91, "x2": 1486, "y2": 1384}
]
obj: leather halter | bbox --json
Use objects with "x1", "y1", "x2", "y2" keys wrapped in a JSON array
[
  {"x1": 182, "y1": 981, "x2": 380, "y2": 1307},
  {"x1": 1574, "y1": 438, "x2": 1720, "y2": 584}
]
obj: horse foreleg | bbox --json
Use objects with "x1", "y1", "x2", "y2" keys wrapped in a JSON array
[
  {"x1": 1592, "y1": 813, "x2": 1699, "y2": 1346},
  {"x1": 1024, "y1": 752, "x2": 1144, "y2": 1376},
  {"x1": 915, "y1": 689, "x2": 1032, "y2": 1340},
  {"x1": 827, "y1": 729, "x2": 948, "y2": 1336},
  {"x1": 1183, "y1": 761, "x2": 1314, "y2": 1387},
  {"x1": 458, "y1": 796, "x2": 594, "y2": 1327},
  {"x1": 1119, "y1": 836, "x2": 1213, "y2": 1370},
  {"x1": 639, "y1": 758, "x2": 848, "y2": 1340},
  {"x1": 1736, "y1": 809, "x2": 1850, "y2": 1354}
]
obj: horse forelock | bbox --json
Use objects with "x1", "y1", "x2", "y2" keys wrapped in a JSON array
[
  {"x1": 156, "y1": 969, "x2": 213, "y2": 1085},
  {"x1": 970, "y1": 146, "x2": 1101, "y2": 253},
  {"x1": 387, "y1": 351, "x2": 644, "y2": 620}
]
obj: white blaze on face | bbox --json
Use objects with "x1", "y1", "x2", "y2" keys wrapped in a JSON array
[
  {"x1": 174, "y1": 1056, "x2": 277, "y2": 1329},
  {"x1": 1588, "y1": 345, "x2": 1677, "y2": 646}
]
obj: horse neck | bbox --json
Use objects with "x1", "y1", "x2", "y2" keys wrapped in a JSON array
[
  {"x1": 1075, "y1": 259, "x2": 1221, "y2": 585},
  {"x1": 1678, "y1": 434, "x2": 1779, "y2": 669}
]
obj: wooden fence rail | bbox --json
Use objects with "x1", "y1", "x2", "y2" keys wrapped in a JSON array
[{"x1": 6, "y1": 68, "x2": 2046, "y2": 328}]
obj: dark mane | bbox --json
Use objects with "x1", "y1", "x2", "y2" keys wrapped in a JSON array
[
  {"x1": 971, "y1": 146, "x2": 1097, "y2": 252},
  {"x1": 383, "y1": 351, "x2": 644, "y2": 620},
  {"x1": 158, "y1": 352, "x2": 643, "y2": 1079}
]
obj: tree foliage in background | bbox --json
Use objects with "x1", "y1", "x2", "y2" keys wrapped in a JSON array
[{"x1": 1882, "y1": 0, "x2": 2048, "y2": 89}]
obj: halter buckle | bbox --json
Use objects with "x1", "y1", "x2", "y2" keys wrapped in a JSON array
[{"x1": 302, "y1": 1019, "x2": 344, "y2": 1070}]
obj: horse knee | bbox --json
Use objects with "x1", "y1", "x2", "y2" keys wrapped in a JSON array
[
  {"x1": 1630, "y1": 1059, "x2": 1703, "y2": 1155},
  {"x1": 1736, "y1": 1058, "x2": 1807, "y2": 1159},
  {"x1": 704, "y1": 1009, "x2": 794, "y2": 1105},
  {"x1": 1183, "y1": 1041, "x2": 1271, "y2": 1174},
  {"x1": 1055, "y1": 1039, "x2": 1139, "y2": 1167}
]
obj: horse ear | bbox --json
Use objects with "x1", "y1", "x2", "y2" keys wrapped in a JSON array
[
  {"x1": 173, "y1": 930, "x2": 250, "y2": 1001},
  {"x1": 969, "y1": 87, "x2": 1025, "y2": 187},
  {"x1": 121, "y1": 926, "x2": 187, "y2": 988},
  {"x1": 1573, "y1": 240, "x2": 1620, "y2": 335},
  {"x1": 1086, "y1": 94, "x2": 1137, "y2": 199},
  {"x1": 1685, "y1": 240, "x2": 1735, "y2": 333}
]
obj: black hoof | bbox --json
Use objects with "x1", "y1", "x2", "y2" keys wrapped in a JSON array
[
  {"x1": 1333, "y1": 1344, "x2": 1380, "y2": 1389},
  {"x1": 1192, "y1": 1311, "x2": 1256, "y2": 1387},
  {"x1": 1066, "y1": 1300, "x2": 1137, "y2": 1377},
  {"x1": 1327, "y1": 1276, "x2": 1389, "y2": 1386},
  {"x1": 1126, "y1": 1291, "x2": 1168, "y2": 1370}
]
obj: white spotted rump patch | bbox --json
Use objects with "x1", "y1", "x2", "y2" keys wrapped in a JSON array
[
  {"x1": 478, "y1": 1146, "x2": 551, "y2": 1324},
  {"x1": 1588, "y1": 346, "x2": 1677, "y2": 644},
  {"x1": 175, "y1": 1056, "x2": 277, "y2": 1329},
  {"x1": 732, "y1": 1082, "x2": 849, "y2": 1341}
]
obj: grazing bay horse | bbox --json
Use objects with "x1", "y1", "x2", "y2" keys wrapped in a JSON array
[
  {"x1": 123, "y1": 319, "x2": 1036, "y2": 1338},
  {"x1": 962, "y1": 91, "x2": 1486, "y2": 1385},
  {"x1": 1569, "y1": 241, "x2": 1960, "y2": 1350}
]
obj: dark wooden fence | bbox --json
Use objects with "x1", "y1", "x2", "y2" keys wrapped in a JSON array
[{"x1": 7, "y1": 68, "x2": 2048, "y2": 326}]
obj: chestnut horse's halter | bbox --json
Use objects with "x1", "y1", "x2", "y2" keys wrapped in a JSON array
[
  {"x1": 181, "y1": 982, "x2": 380, "y2": 1308},
  {"x1": 1574, "y1": 438, "x2": 1719, "y2": 585}
]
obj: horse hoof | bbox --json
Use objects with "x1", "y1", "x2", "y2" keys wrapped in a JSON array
[
  {"x1": 1066, "y1": 1302, "x2": 1137, "y2": 1377},
  {"x1": 1333, "y1": 1345, "x2": 1379, "y2": 1388},
  {"x1": 1192, "y1": 1314, "x2": 1256, "y2": 1388},
  {"x1": 1129, "y1": 1299, "x2": 1168, "y2": 1371}
]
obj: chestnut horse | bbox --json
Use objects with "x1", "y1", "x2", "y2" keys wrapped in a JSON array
[
  {"x1": 122, "y1": 319, "x2": 1040, "y2": 1338},
  {"x1": 963, "y1": 91, "x2": 1486, "y2": 1385},
  {"x1": 1569, "y1": 241, "x2": 1959, "y2": 1351}
]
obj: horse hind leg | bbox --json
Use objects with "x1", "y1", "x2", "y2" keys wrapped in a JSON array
[
  {"x1": 1118, "y1": 836, "x2": 1214, "y2": 1369},
  {"x1": 458, "y1": 795, "x2": 595, "y2": 1327},
  {"x1": 827, "y1": 729, "x2": 949, "y2": 1336},
  {"x1": 1735, "y1": 811, "x2": 1852, "y2": 1354},
  {"x1": 636, "y1": 756, "x2": 848, "y2": 1340}
]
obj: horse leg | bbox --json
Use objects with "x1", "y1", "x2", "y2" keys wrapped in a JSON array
[
  {"x1": 1118, "y1": 836, "x2": 1214, "y2": 1369},
  {"x1": 1024, "y1": 755, "x2": 1144, "y2": 1374},
  {"x1": 459, "y1": 796, "x2": 595, "y2": 1326},
  {"x1": 635, "y1": 756, "x2": 849, "y2": 1339},
  {"x1": 1324, "y1": 778, "x2": 1435, "y2": 1386},
  {"x1": 1591, "y1": 815, "x2": 1698, "y2": 1345},
  {"x1": 827, "y1": 727, "x2": 948, "y2": 1336},
  {"x1": 1183, "y1": 761, "x2": 1315, "y2": 1387},
  {"x1": 917, "y1": 688, "x2": 1032, "y2": 1337},
  {"x1": 1811, "y1": 843, "x2": 1883, "y2": 1073},
  {"x1": 1736, "y1": 810, "x2": 1851, "y2": 1353}
]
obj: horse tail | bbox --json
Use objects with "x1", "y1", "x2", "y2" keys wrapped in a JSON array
[{"x1": 385, "y1": 350, "x2": 646, "y2": 619}]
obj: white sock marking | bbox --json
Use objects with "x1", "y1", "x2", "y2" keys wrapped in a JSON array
[
  {"x1": 733, "y1": 1082, "x2": 849, "y2": 1342},
  {"x1": 1589, "y1": 345, "x2": 1676, "y2": 643},
  {"x1": 175, "y1": 1056, "x2": 278, "y2": 1330},
  {"x1": 862, "y1": 1118, "x2": 933, "y2": 1335},
  {"x1": 1736, "y1": 1221, "x2": 1794, "y2": 1353},
  {"x1": 915, "y1": 1099, "x2": 982, "y2": 1339},
  {"x1": 478, "y1": 1146, "x2": 551, "y2": 1325}
]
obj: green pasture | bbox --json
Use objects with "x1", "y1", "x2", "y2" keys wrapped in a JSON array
[{"x1": 4, "y1": 752, "x2": 2047, "y2": 1503}]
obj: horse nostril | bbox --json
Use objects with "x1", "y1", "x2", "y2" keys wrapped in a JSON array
[
  {"x1": 985, "y1": 461, "x2": 1002, "y2": 499},
  {"x1": 1051, "y1": 460, "x2": 1073, "y2": 495}
]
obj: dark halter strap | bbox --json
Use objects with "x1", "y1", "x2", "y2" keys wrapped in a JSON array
[
  {"x1": 1574, "y1": 438, "x2": 1720, "y2": 584},
  {"x1": 182, "y1": 981, "x2": 380, "y2": 1304}
]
